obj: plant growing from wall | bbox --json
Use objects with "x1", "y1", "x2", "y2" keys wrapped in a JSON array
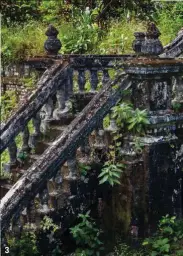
[
  {"x1": 70, "y1": 211, "x2": 103, "y2": 255},
  {"x1": 98, "y1": 129, "x2": 126, "y2": 186},
  {"x1": 142, "y1": 215, "x2": 183, "y2": 256},
  {"x1": 98, "y1": 161, "x2": 125, "y2": 186},
  {"x1": 112, "y1": 102, "x2": 149, "y2": 135},
  {"x1": 78, "y1": 162, "x2": 91, "y2": 176}
]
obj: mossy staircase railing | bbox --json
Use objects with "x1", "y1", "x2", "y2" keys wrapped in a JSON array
[
  {"x1": 1, "y1": 25, "x2": 183, "y2": 245},
  {"x1": 0, "y1": 56, "x2": 132, "y2": 237},
  {"x1": 161, "y1": 28, "x2": 183, "y2": 57}
]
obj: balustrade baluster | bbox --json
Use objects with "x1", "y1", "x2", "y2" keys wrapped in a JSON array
[
  {"x1": 54, "y1": 171, "x2": 63, "y2": 187},
  {"x1": 90, "y1": 69, "x2": 99, "y2": 92},
  {"x1": 21, "y1": 125, "x2": 30, "y2": 152},
  {"x1": 80, "y1": 136, "x2": 90, "y2": 155},
  {"x1": 56, "y1": 87, "x2": 66, "y2": 110},
  {"x1": 8, "y1": 140, "x2": 17, "y2": 166},
  {"x1": 47, "y1": 177, "x2": 58, "y2": 209},
  {"x1": 30, "y1": 112, "x2": 42, "y2": 148},
  {"x1": 54, "y1": 84, "x2": 71, "y2": 119},
  {"x1": 12, "y1": 215, "x2": 22, "y2": 234},
  {"x1": 66, "y1": 68, "x2": 74, "y2": 100},
  {"x1": 94, "y1": 123, "x2": 105, "y2": 148},
  {"x1": 42, "y1": 97, "x2": 54, "y2": 120},
  {"x1": 32, "y1": 112, "x2": 41, "y2": 136},
  {"x1": 102, "y1": 69, "x2": 110, "y2": 85},
  {"x1": 67, "y1": 154, "x2": 77, "y2": 180},
  {"x1": 38, "y1": 188, "x2": 50, "y2": 214},
  {"x1": 78, "y1": 69, "x2": 86, "y2": 92},
  {"x1": 172, "y1": 76, "x2": 183, "y2": 104},
  {"x1": 39, "y1": 97, "x2": 54, "y2": 133},
  {"x1": 21, "y1": 207, "x2": 28, "y2": 225},
  {"x1": 27, "y1": 201, "x2": 37, "y2": 229},
  {"x1": 106, "y1": 112, "x2": 118, "y2": 131}
]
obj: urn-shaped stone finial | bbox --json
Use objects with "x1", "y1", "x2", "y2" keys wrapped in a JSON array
[
  {"x1": 141, "y1": 23, "x2": 163, "y2": 56},
  {"x1": 44, "y1": 25, "x2": 62, "y2": 55},
  {"x1": 132, "y1": 32, "x2": 145, "y2": 54}
]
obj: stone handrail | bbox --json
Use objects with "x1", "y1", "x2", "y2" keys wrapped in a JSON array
[
  {"x1": 161, "y1": 29, "x2": 183, "y2": 57},
  {"x1": 0, "y1": 61, "x2": 68, "y2": 152},
  {"x1": 0, "y1": 73, "x2": 131, "y2": 231},
  {"x1": 0, "y1": 54, "x2": 135, "y2": 167}
]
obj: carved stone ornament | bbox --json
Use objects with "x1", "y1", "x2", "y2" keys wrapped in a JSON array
[
  {"x1": 141, "y1": 23, "x2": 163, "y2": 56},
  {"x1": 132, "y1": 32, "x2": 145, "y2": 54},
  {"x1": 44, "y1": 25, "x2": 62, "y2": 55}
]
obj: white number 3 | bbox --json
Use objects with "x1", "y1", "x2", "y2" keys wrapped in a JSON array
[{"x1": 5, "y1": 247, "x2": 9, "y2": 253}]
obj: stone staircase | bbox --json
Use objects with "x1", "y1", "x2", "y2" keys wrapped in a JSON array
[
  {"x1": 0, "y1": 92, "x2": 105, "y2": 233},
  {"x1": 1, "y1": 23, "x2": 183, "y2": 254}
]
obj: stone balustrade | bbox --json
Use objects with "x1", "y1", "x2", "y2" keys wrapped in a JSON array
[{"x1": 1, "y1": 23, "x2": 183, "y2": 247}]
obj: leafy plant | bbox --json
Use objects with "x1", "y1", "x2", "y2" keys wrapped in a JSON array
[
  {"x1": 62, "y1": 7, "x2": 100, "y2": 53},
  {"x1": 78, "y1": 163, "x2": 91, "y2": 176},
  {"x1": 127, "y1": 108, "x2": 149, "y2": 133},
  {"x1": 98, "y1": 162, "x2": 125, "y2": 186},
  {"x1": 142, "y1": 215, "x2": 183, "y2": 256},
  {"x1": 8, "y1": 230, "x2": 39, "y2": 256},
  {"x1": 70, "y1": 211, "x2": 103, "y2": 256},
  {"x1": 172, "y1": 103, "x2": 183, "y2": 113},
  {"x1": 112, "y1": 103, "x2": 149, "y2": 135},
  {"x1": 114, "y1": 242, "x2": 146, "y2": 256},
  {"x1": 40, "y1": 216, "x2": 59, "y2": 233}
]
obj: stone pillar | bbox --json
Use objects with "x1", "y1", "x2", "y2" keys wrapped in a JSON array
[{"x1": 122, "y1": 23, "x2": 183, "y2": 234}]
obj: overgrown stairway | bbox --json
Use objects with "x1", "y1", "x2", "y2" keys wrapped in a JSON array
[
  {"x1": 1, "y1": 24, "x2": 183, "y2": 253},
  {"x1": 0, "y1": 55, "x2": 131, "y2": 237}
]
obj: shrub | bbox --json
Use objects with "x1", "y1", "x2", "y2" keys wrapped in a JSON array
[{"x1": 70, "y1": 211, "x2": 103, "y2": 255}]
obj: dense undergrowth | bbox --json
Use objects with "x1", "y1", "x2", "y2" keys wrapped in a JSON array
[{"x1": 1, "y1": 2, "x2": 183, "y2": 66}]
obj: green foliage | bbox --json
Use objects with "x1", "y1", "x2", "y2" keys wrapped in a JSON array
[
  {"x1": 112, "y1": 103, "x2": 149, "y2": 135},
  {"x1": 40, "y1": 216, "x2": 59, "y2": 233},
  {"x1": 62, "y1": 7, "x2": 100, "y2": 53},
  {"x1": 1, "y1": 21, "x2": 46, "y2": 66},
  {"x1": 70, "y1": 211, "x2": 103, "y2": 255},
  {"x1": 153, "y1": 3, "x2": 183, "y2": 45},
  {"x1": 21, "y1": 72, "x2": 38, "y2": 91},
  {"x1": 2, "y1": 2, "x2": 183, "y2": 64},
  {"x1": 8, "y1": 230, "x2": 39, "y2": 256},
  {"x1": 98, "y1": 162, "x2": 125, "y2": 186},
  {"x1": 78, "y1": 163, "x2": 91, "y2": 176},
  {"x1": 38, "y1": 1, "x2": 71, "y2": 23},
  {"x1": 114, "y1": 242, "x2": 146, "y2": 256},
  {"x1": 1, "y1": 90, "x2": 18, "y2": 121},
  {"x1": 143, "y1": 215, "x2": 183, "y2": 256},
  {"x1": 97, "y1": 19, "x2": 146, "y2": 54},
  {"x1": 7, "y1": 216, "x2": 62, "y2": 256},
  {"x1": 1, "y1": 0, "x2": 40, "y2": 25},
  {"x1": 172, "y1": 103, "x2": 183, "y2": 113}
]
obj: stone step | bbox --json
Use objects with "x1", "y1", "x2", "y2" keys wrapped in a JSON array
[
  {"x1": 42, "y1": 125, "x2": 67, "y2": 142},
  {"x1": 49, "y1": 114, "x2": 75, "y2": 126},
  {"x1": 32, "y1": 141, "x2": 51, "y2": 155}
]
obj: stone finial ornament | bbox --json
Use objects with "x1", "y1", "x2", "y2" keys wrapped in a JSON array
[
  {"x1": 132, "y1": 32, "x2": 145, "y2": 54},
  {"x1": 44, "y1": 25, "x2": 62, "y2": 55},
  {"x1": 141, "y1": 22, "x2": 163, "y2": 56}
]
